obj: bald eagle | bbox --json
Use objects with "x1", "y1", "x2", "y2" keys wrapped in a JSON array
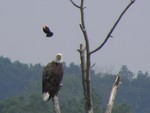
[
  {"x1": 42, "y1": 53, "x2": 63, "y2": 101},
  {"x1": 43, "y1": 25, "x2": 53, "y2": 37}
]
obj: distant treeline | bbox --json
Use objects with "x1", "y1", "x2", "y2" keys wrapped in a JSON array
[{"x1": 0, "y1": 56, "x2": 150, "y2": 113}]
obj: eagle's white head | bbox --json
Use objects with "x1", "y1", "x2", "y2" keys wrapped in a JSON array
[{"x1": 54, "y1": 53, "x2": 63, "y2": 63}]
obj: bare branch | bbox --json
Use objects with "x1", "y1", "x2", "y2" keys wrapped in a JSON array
[
  {"x1": 77, "y1": 44, "x2": 86, "y2": 53},
  {"x1": 79, "y1": 12, "x2": 90, "y2": 55},
  {"x1": 114, "y1": 76, "x2": 121, "y2": 88},
  {"x1": 79, "y1": 24, "x2": 84, "y2": 31},
  {"x1": 70, "y1": 0, "x2": 80, "y2": 8},
  {"x1": 90, "y1": 63, "x2": 96, "y2": 69},
  {"x1": 105, "y1": 75, "x2": 121, "y2": 113},
  {"x1": 52, "y1": 84, "x2": 62, "y2": 113},
  {"x1": 52, "y1": 96, "x2": 61, "y2": 113},
  {"x1": 90, "y1": 0, "x2": 135, "y2": 54}
]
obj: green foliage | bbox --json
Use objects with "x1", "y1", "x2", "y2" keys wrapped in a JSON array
[
  {"x1": 112, "y1": 103, "x2": 133, "y2": 113},
  {"x1": 0, "y1": 94, "x2": 52, "y2": 113},
  {"x1": 0, "y1": 56, "x2": 150, "y2": 113}
]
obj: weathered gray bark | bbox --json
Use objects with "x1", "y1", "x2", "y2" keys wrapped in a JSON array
[
  {"x1": 52, "y1": 96, "x2": 61, "y2": 113},
  {"x1": 78, "y1": 44, "x2": 93, "y2": 113},
  {"x1": 78, "y1": 44, "x2": 87, "y2": 102},
  {"x1": 105, "y1": 76, "x2": 121, "y2": 113},
  {"x1": 52, "y1": 84, "x2": 62, "y2": 113}
]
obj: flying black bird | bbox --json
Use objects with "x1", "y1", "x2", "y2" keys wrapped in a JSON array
[
  {"x1": 42, "y1": 53, "x2": 63, "y2": 101},
  {"x1": 43, "y1": 25, "x2": 53, "y2": 37}
]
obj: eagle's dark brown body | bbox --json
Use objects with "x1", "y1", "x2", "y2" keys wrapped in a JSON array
[{"x1": 42, "y1": 61, "x2": 63, "y2": 101}]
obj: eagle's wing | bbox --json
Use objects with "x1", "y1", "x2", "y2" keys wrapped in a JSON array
[
  {"x1": 42, "y1": 63, "x2": 55, "y2": 101},
  {"x1": 42, "y1": 63, "x2": 54, "y2": 93},
  {"x1": 42, "y1": 62, "x2": 63, "y2": 101}
]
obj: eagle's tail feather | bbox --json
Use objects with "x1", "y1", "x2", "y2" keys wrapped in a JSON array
[{"x1": 42, "y1": 92, "x2": 50, "y2": 101}]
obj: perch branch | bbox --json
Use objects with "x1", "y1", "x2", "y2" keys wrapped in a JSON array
[
  {"x1": 90, "y1": 0, "x2": 135, "y2": 55},
  {"x1": 52, "y1": 96, "x2": 61, "y2": 113},
  {"x1": 52, "y1": 84, "x2": 62, "y2": 113}
]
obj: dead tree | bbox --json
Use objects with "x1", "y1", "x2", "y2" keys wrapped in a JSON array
[{"x1": 70, "y1": 0, "x2": 135, "y2": 113}]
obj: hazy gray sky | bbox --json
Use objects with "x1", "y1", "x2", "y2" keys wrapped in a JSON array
[{"x1": 0, "y1": 0, "x2": 149, "y2": 73}]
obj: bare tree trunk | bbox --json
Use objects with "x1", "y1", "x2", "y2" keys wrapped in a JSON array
[
  {"x1": 105, "y1": 76, "x2": 121, "y2": 113},
  {"x1": 78, "y1": 44, "x2": 93, "y2": 113},
  {"x1": 85, "y1": 54, "x2": 93, "y2": 113},
  {"x1": 52, "y1": 96, "x2": 61, "y2": 113},
  {"x1": 78, "y1": 44, "x2": 87, "y2": 102}
]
